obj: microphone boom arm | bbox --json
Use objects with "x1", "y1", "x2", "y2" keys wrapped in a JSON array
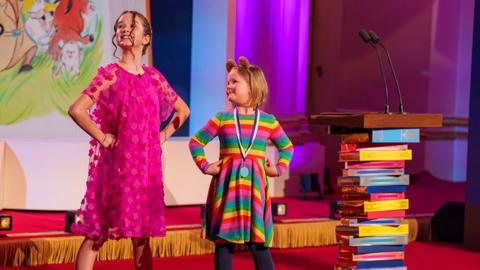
[
  {"x1": 371, "y1": 44, "x2": 391, "y2": 114},
  {"x1": 368, "y1": 30, "x2": 406, "y2": 114},
  {"x1": 378, "y1": 42, "x2": 405, "y2": 114}
]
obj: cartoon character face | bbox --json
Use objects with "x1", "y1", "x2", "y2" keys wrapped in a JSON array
[
  {"x1": 24, "y1": 0, "x2": 54, "y2": 51},
  {"x1": 58, "y1": 40, "x2": 82, "y2": 75}
]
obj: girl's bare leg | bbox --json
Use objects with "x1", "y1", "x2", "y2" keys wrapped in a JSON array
[
  {"x1": 132, "y1": 237, "x2": 153, "y2": 270},
  {"x1": 75, "y1": 237, "x2": 105, "y2": 270}
]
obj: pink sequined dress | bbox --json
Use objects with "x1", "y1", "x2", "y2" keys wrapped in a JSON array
[{"x1": 71, "y1": 63, "x2": 178, "y2": 239}]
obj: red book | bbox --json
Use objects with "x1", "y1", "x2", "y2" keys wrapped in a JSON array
[
  {"x1": 339, "y1": 210, "x2": 406, "y2": 219},
  {"x1": 371, "y1": 193, "x2": 405, "y2": 201},
  {"x1": 341, "y1": 192, "x2": 405, "y2": 201},
  {"x1": 340, "y1": 144, "x2": 408, "y2": 152},
  {"x1": 344, "y1": 160, "x2": 405, "y2": 169}
]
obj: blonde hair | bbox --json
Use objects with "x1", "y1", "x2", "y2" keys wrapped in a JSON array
[{"x1": 226, "y1": 56, "x2": 268, "y2": 108}]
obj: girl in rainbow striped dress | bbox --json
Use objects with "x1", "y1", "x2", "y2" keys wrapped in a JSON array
[{"x1": 189, "y1": 56, "x2": 294, "y2": 270}]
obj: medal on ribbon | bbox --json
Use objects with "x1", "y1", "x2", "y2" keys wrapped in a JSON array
[{"x1": 233, "y1": 108, "x2": 260, "y2": 178}]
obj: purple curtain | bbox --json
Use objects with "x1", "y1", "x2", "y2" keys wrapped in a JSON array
[{"x1": 235, "y1": 0, "x2": 310, "y2": 116}]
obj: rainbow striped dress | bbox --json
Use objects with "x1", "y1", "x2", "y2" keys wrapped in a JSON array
[{"x1": 189, "y1": 110, "x2": 294, "y2": 247}]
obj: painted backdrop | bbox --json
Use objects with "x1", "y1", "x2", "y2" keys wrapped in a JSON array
[{"x1": 0, "y1": 0, "x2": 102, "y2": 126}]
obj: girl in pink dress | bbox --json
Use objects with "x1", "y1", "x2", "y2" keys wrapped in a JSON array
[{"x1": 68, "y1": 11, "x2": 190, "y2": 270}]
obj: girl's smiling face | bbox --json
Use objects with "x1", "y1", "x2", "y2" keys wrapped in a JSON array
[
  {"x1": 226, "y1": 69, "x2": 251, "y2": 107},
  {"x1": 115, "y1": 12, "x2": 150, "y2": 52}
]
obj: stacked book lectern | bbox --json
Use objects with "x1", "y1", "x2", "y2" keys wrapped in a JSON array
[{"x1": 310, "y1": 112, "x2": 443, "y2": 270}]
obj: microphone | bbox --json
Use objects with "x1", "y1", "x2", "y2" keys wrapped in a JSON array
[
  {"x1": 358, "y1": 29, "x2": 391, "y2": 114},
  {"x1": 137, "y1": 73, "x2": 142, "y2": 78},
  {"x1": 367, "y1": 30, "x2": 405, "y2": 114}
]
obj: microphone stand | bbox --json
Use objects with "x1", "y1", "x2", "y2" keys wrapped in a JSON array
[
  {"x1": 368, "y1": 30, "x2": 406, "y2": 114},
  {"x1": 359, "y1": 30, "x2": 391, "y2": 114}
]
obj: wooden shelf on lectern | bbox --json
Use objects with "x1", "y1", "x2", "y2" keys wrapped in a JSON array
[{"x1": 309, "y1": 112, "x2": 443, "y2": 129}]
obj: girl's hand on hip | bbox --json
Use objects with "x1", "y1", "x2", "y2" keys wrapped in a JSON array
[
  {"x1": 205, "y1": 160, "x2": 222, "y2": 176},
  {"x1": 100, "y1": 133, "x2": 116, "y2": 149},
  {"x1": 265, "y1": 158, "x2": 279, "y2": 177}
]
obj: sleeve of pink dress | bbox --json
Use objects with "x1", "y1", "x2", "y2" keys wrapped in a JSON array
[
  {"x1": 150, "y1": 68, "x2": 179, "y2": 122},
  {"x1": 81, "y1": 66, "x2": 116, "y2": 102}
]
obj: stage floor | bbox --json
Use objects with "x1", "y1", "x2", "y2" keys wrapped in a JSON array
[
  {"x1": 1, "y1": 172, "x2": 465, "y2": 236},
  {"x1": 3, "y1": 241, "x2": 480, "y2": 270},
  {"x1": 0, "y1": 174, "x2": 466, "y2": 267}
]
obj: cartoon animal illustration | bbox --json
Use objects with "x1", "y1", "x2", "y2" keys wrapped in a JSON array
[
  {"x1": 56, "y1": 39, "x2": 83, "y2": 75},
  {"x1": 81, "y1": 0, "x2": 96, "y2": 37},
  {"x1": 24, "y1": 0, "x2": 55, "y2": 52},
  {"x1": 48, "y1": 0, "x2": 92, "y2": 59},
  {"x1": 0, "y1": 0, "x2": 38, "y2": 73},
  {"x1": 48, "y1": 0, "x2": 93, "y2": 75}
]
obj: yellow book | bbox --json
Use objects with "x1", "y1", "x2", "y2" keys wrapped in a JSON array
[
  {"x1": 339, "y1": 150, "x2": 412, "y2": 161},
  {"x1": 360, "y1": 150, "x2": 412, "y2": 161},
  {"x1": 358, "y1": 224, "x2": 409, "y2": 237},
  {"x1": 364, "y1": 199, "x2": 409, "y2": 212}
]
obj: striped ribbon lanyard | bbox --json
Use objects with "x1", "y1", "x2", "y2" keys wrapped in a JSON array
[{"x1": 233, "y1": 108, "x2": 260, "y2": 177}]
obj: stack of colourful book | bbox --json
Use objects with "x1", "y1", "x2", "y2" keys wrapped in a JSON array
[{"x1": 334, "y1": 128, "x2": 419, "y2": 270}]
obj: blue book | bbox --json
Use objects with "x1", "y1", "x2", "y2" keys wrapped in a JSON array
[
  {"x1": 355, "y1": 245, "x2": 405, "y2": 254},
  {"x1": 356, "y1": 218, "x2": 404, "y2": 226},
  {"x1": 338, "y1": 175, "x2": 409, "y2": 187},
  {"x1": 356, "y1": 260, "x2": 405, "y2": 268},
  {"x1": 372, "y1": 128, "x2": 420, "y2": 143},
  {"x1": 366, "y1": 185, "x2": 407, "y2": 193},
  {"x1": 348, "y1": 235, "x2": 408, "y2": 246},
  {"x1": 347, "y1": 168, "x2": 404, "y2": 176}
]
